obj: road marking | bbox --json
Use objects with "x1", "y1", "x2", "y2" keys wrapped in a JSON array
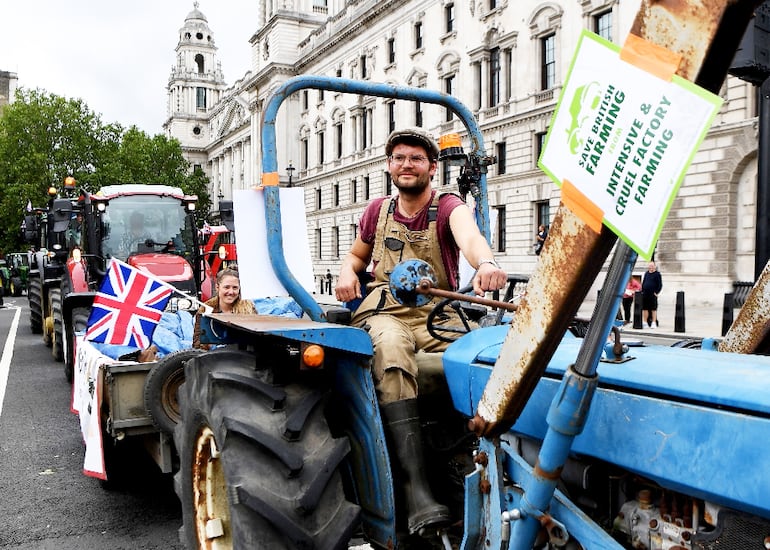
[{"x1": 0, "y1": 306, "x2": 22, "y2": 417}]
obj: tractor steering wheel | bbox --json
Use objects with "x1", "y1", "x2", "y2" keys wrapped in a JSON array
[{"x1": 426, "y1": 274, "x2": 529, "y2": 343}]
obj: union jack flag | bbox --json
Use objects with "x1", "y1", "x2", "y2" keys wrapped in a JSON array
[{"x1": 85, "y1": 258, "x2": 174, "y2": 349}]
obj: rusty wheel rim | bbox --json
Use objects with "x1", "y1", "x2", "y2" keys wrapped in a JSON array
[{"x1": 192, "y1": 426, "x2": 231, "y2": 549}]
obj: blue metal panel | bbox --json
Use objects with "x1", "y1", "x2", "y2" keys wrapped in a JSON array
[
  {"x1": 334, "y1": 356, "x2": 397, "y2": 549},
  {"x1": 443, "y1": 328, "x2": 770, "y2": 519},
  {"x1": 199, "y1": 315, "x2": 373, "y2": 356},
  {"x1": 461, "y1": 329, "x2": 770, "y2": 415}
]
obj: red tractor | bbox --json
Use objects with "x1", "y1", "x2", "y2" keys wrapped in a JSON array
[
  {"x1": 199, "y1": 200, "x2": 238, "y2": 290},
  {"x1": 24, "y1": 182, "x2": 213, "y2": 382}
]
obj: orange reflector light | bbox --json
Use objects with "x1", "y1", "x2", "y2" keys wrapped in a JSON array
[
  {"x1": 439, "y1": 133, "x2": 462, "y2": 150},
  {"x1": 48, "y1": 186, "x2": 57, "y2": 196},
  {"x1": 302, "y1": 344, "x2": 324, "y2": 368},
  {"x1": 64, "y1": 176, "x2": 76, "y2": 189}
]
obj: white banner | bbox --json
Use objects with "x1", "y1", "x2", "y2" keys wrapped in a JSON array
[{"x1": 72, "y1": 335, "x2": 111, "y2": 479}]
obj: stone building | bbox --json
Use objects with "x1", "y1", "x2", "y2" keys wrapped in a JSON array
[
  {"x1": 0, "y1": 70, "x2": 19, "y2": 111},
  {"x1": 165, "y1": 1, "x2": 760, "y2": 307}
]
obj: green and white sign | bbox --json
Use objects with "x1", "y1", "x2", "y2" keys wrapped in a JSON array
[{"x1": 538, "y1": 30, "x2": 723, "y2": 259}]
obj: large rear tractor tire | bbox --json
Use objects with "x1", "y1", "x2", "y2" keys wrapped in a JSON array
[
  {"x1": 28, "y1": 277, "x2": 43, "y2": 334},
  {"x1": 64, "y1": 307, "x2": 91, "y2": 384},
  {"x1": 174, "y1": 349, "x2": 361, "y2": 549},
  {"x1": 143, "y1": 348, "x2": 204, "y2": 434},
  {"x1": 50, "y1": 288, "x2": 64, "y2": 362},
  {"x1": 10, "y1": 277, "x2": 22, "y2": 297}
]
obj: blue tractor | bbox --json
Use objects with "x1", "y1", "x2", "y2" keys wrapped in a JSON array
[{"x1": 173, "y1": 3, "x2": 770, "y2": 548}]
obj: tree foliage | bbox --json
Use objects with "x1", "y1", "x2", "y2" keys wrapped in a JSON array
[{"x1": 0, "y1": 88, "x2": 211, "y2": 253}]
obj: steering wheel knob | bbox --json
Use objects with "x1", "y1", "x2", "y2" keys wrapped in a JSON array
[{"x1": 389, "y1": 259, "x2": 437, "y2": 307}]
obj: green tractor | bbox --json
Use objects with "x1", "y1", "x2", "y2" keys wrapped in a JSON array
[{"x1": 0, "y1": 252, "x2": 30, "y2": 297}]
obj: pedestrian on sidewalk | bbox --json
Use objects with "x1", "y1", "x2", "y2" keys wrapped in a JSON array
[
  {"x1": 642, "y1": 261, "x2": 662, "y2": 328},
  {"x1": 622, "y1": 275, "x2": 641, "y2": 324}
]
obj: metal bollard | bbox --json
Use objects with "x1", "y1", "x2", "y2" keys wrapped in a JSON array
[
  {"x1": 722, "y1": 293, "x2": 734, "y2": 336},
  {"x1": 674, "y1": 291, "x2": 685, "y2": 333},
  {"x1": 633, "y1": 291, "x2": 643, "y2": 329}
]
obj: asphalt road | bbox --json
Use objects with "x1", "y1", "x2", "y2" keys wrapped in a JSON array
[{"x1": 0, "y1": 297, "x2": 182, "y2": 550}]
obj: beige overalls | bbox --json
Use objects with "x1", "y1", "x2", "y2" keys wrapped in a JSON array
[{"x1": 352, "y1": 194, "x2": 455, "y2": 404}]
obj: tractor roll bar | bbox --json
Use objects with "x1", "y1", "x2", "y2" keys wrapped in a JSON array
[{"x1": 260, "y1": 75, "x2": 493, "y2": 321}]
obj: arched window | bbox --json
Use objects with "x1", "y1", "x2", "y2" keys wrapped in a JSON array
[{"x1": 195, "y1": 54, "x2": 205, "y2": 74}]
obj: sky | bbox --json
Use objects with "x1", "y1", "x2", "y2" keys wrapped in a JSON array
[{"x1": 1, "y1": 1, "x2": 257, "y2": 134}]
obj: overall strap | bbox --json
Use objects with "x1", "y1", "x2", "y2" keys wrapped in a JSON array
[{"x1": 371, "y1": 198, "x2": 396, "y2": 264}]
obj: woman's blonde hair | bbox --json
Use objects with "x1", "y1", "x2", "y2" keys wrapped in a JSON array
[{"x1": 216, "y1": 268, "x2": 240, "y2": 285}]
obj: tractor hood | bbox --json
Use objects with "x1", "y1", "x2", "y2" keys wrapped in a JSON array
[{"x1": 127, "y1": 253, "x2": 194, "y2": 283}]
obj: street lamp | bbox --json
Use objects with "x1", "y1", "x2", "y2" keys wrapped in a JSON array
[
  {"x1": 286, "y1": 161, "x2": 295, "y2": 187},
  {"x1": 217, "y1": 188, "x2": 224, "y2": 202}
]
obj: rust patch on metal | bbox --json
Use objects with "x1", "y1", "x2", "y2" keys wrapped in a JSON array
[
  {"x1": 631, "y1": 0, "x2": 724, "y2": 81},
  {"x1": 479, "y1": 479, "x2": 492, "y2": 495},
  {"x1": 534, "y1": 460, "x2": 563, "y2": 481},
  {"x1": 473, "y1": 451, "x2": 489, "y2": 467},
  {"x1": 720, "y1": 261, "x2": 770, "y2": 353}
]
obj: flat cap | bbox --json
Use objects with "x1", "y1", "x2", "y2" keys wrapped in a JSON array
[{"x1": 385, "y1": 127, "x2": 439, "y2": 160}]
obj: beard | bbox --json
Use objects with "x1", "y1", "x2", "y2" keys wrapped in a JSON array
[{"x1": 393, "y1": 172, "x2": 431, "y2": 196}]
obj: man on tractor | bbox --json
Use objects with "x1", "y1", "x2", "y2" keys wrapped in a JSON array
[{"x1": 335, "y1": 127, "x2": 507, "y2": 536}]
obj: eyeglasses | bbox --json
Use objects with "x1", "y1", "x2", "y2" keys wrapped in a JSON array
[{"x1": 388, "y1": 154, "x2": 430, "y2": 165}]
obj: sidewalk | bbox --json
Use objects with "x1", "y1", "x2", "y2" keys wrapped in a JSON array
[{"x1": 577, "y1": 296, "x2": 726, "y2": 340}]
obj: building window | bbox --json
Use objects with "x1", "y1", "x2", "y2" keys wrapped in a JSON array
[
  {"x1": 442, "y1": 165, "x2": 452, "y2": 186},
  {"x1": 496, "y1": 141, "x2": 507, "y2": 175},
  {"x1": 495, "y1": 206, "x2": 506, "y2": 253},
  {"x1": 415, "y1": 100, "x2": 423, "y2": 127},
  {"x1": 318, "y1": 89, "x2": 325, "y2": 103},
  {"x1": 335, "y1": 122, "x2": 343, "y2": 159},
  {"x1": 489, "y1": 47, "x2": 501, "y2": 106},
  {"x1": 541, "y1": 34, "x2": 556, "y2": 90},
  {"x1": 489, "y1": 0, "x2": 497, "y2": 9},
  {"x1": 195, "y1": 54, "x2": 205, "y2": 73},
  {"x1": 445, "y1": 3, "x2": 454, "y2": 33},
  {"x1": 536, "y1": 201, "x2": 550, "y2": 232},
  {"x1": 315, "y1": 228, "x2": 322, "y2": 259},
  {"x1": 364, "y1": 176, "x2": 371, "y2": 200},
  {"x1": 504, "y1": 49, "x2": 512, "y2": 101},
  {"x1": 414, "y1": 22, "x2": 423, "y2": 50},
  {"x1": 387, "y1": 38, "x2": 396, "y2": 64},
  {"x1": 333, "y1": 182, "x2": 340, "y2": 206},
  {"x1": 332, "y1": 226, "x2": 340, "y2": 258},
  {"x1": 385, "y1": 172, "x2": 392, "y2": 196},
  {"x1": 363, "y1": 108, "x2": 372, "y2": 148},
  {"x1": 301, "y1": 137, "x2": 309, "y2": 169},
  {"x1": 595, "y1": 11, "x2": 612, "y2": 41},
  {"x1": 351, "y1": 178, "x2": 358, "y2": 203},
  {"x1": 196, "y1": 87, "x2": 206, "y2": 109},
  {"x1": 302, "y1": 90, "x2": 309, "y2": 111},
  {"x1": 350, "y1": 223, "x2": 358, "y2": 243},
  {"x1": 535, "y1": 131, "x2": 547, "y2": 166},
  {"x1": 360, "y1": 55, "x2": 367, "y2": 79},
  {"x1": 318, "y1": 130, "x2": 325, "y2": 165},
  {"x1": 444, "y1": 75, "x2": 454, "y2": 121},
  {"x1": 315, "y1": 188, "x2": 322, "y2": 210},
  {"x1": 475, "y1": 63, "x2": 483, "y2": 110},
  {"x1": 387, "y1": 101, "x2": 396, "y2": 133}
]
